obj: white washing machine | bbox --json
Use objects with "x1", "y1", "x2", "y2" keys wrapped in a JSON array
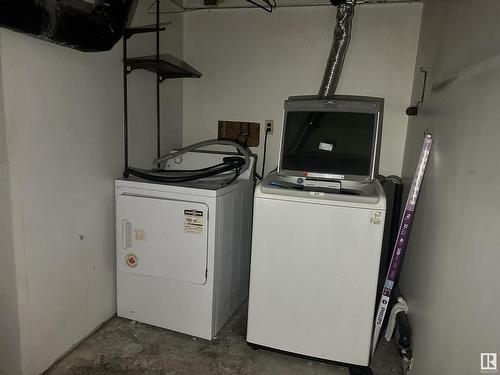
[
  {"x1": 247, "y1": 173, "x2": 386, "y2": 366},
  {"x1": 115, "y1": 151, "x2": 255, "y2": 340}
]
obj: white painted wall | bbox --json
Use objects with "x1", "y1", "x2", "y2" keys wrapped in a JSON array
[
  {"x1": 182, "y1": 4, "x2": 422, "y2": 176},
  {"x1": 0, "y1": 5, "x2": 184, "y2": 375},
  {"x1": 400, "y1": 1, "x2": 500, "y2": 373},
  {"x1": 0, "y1": 29, "x2": 123, "y2": 374},
  {"x1": 0, "y1": 33, "x2": 21, "y2": 375}
]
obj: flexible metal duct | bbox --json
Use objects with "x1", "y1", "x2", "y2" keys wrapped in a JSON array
[
  {"x1": 318, "y1": 1, "x2": 356, "y2": 98},
  {"x1": 0, "y1": 0, "x2": 137, "y2": 52}
]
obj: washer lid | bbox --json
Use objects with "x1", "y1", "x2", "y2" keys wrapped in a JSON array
[{"x1": 256, "y1": 174, "x2": 386, "y2": 210}]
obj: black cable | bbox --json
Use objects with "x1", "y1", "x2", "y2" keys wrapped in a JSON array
[
  {"x1": 243, "y1": 124, "x2": 250, "y2": 148},
  {"x1": 268, "y1": 167, "x2": 277, "y2": 177},
  {"x1": 261, "y1": 127, "x2": 271, "y2": 178},
  {"x1": 222, "y1": 167, "x2": 241, "y2": 187},
  {"x1": 235, "y1": 125, "x2": 249, "y2": 148}
]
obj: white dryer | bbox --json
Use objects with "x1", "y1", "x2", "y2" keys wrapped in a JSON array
[
  {"x1": 247, "y1": 173, "x2": 386, "y2": 366},
  {"x1": 115, "y1": 151, "x2": 255, "y2": 340}
]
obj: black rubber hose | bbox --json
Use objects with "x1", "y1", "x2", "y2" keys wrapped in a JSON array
[
  {"x1": 126, "y1": 158, "x2": 245, "y2": 183},
  {"x1": 154, "y1": 139, "x2": 250, "y2": 176},
  {"x1": 151, "y1": 162, "x2": 233, "y2": 174},
  {"x1": 396, "y1": 311, "x2": 412, "y2": 350},
  {"x1": 127, "y1": 140, "x2": 251, "y2": 184}
]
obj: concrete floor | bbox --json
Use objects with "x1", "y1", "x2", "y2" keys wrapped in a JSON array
[{"x1": 45, "y1": 306, "x2": 403, "y2": 375}]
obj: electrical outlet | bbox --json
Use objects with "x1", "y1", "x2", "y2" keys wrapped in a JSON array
[{"x1": 265, "y1": 120, "x2": 274, "y2": 135}]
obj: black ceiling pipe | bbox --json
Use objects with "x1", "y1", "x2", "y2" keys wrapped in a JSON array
[{"x1": 0, "y1": 0, "x2": 137, "y2": 52}]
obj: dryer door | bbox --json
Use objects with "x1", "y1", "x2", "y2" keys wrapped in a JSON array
[{"x1": 117, "y1": 194, "x2": 209, "y2": 285}]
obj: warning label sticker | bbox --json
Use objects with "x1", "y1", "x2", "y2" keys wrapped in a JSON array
[
  {"x1": 135, "y1": 229, "x2": 145, "y2": 241},
  {"x1": 184, "y1": 209, "x2": 204, "y2": 234}
]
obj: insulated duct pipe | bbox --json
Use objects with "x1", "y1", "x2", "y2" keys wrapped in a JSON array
[
  {"x1": 0, "y1": 0, "x2": 137, "y2": 52},
  {"x1": 318, "y1": 0, "x2": 356, "y2": 98}
]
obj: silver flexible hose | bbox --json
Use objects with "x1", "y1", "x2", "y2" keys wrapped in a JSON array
[
  {"x1": 318, "y1": 1, "x2": 356, "y2": 98},
  {"x1": 153, "y1": 139, "x2": 251, "y2": 176}
]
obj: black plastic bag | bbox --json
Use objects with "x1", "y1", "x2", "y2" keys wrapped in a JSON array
[{"x1": 0, "y1": 0, "x2": 137, "y2": 52}]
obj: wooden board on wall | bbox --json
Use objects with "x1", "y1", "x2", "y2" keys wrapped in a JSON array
[{"x1": 218, "y1": 121, "x2": 260, "y2": 147}]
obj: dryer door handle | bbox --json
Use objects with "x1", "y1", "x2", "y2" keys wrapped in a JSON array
[{"x1": 122, "y1": 220, "x2": 132, "y2": 249}]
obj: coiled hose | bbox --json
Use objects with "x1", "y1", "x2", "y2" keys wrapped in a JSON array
[{"x1": 125, "y1": 139, "x2": 250, "y2": 185}]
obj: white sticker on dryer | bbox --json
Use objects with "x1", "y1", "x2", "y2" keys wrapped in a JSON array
[{"x1": 184, "y1": 209, "x2": 204, "y2": 234}]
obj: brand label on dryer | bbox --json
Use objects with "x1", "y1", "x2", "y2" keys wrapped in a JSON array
[
  {"x1": 184, "y1": 209, "x2": 204, "y2": 234},
  {"x1": 319, "y1": 142, "x2": 334, "y2": 152}
]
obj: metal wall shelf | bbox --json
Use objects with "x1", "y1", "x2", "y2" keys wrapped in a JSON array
[
  {"x1": 122, "y1": 1, "x2": 202, "y2": 177},
  {"x1": 124, "y1": 25, "x2": 167, "y2": 39},
  {"x1": 124, "y1": 54, "x2": 202, "y2": 81}
]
